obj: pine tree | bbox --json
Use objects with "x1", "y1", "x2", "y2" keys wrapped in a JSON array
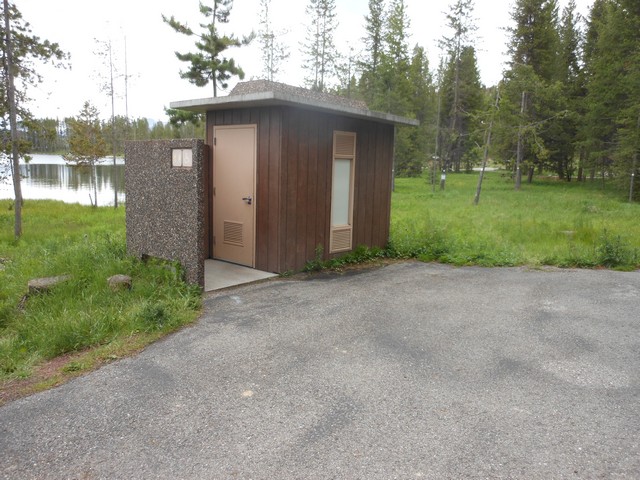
[
  {"x1": 301, "y1": 0, "x2": 338, "y2": 92},
  {"x1": 439, "y1": 0, "x2": 480, "y2": 172},
  {"x1": 494, "y1": 64, "x2": 541, "y2": 183},
  {"x1": 616, "y1": 0, "x2": 640, "y2": 199},
  {"x1": 258, "y1": 0, "x2": 289, "y2": 82},
  {"x1": 63, "y1": 102, "x2": 108, "y2": 208},
  {"x1": 373, "y1": 0, "x2": 412, "y2": 115},
  {"x1": 399, "y1": 45, "x2": 436, "y2": 177},
  {"x1": 507, "y1": 0, "x2": 561, "y2": 83},
  {"x1": 1, "y1": 0, "x2": 67, "y2": 238},
  {"x1": 408, "y1": 45, "x2": 434, "y2": 125},
  {"x1": 371, "y1": 0, "x2": 422, "y2": 176},
  {"x1": 558, "y1": 0, "x2": 582, "y2": 86},
  {"x1": 359, "y1": 0, "x2": 386, "y2": 105},
  {"x1": 583, "y1": 0, "x2": 640, "y2": 196},
  {"x1": 458, "y1": 47, "x2": 484, "y2": 172},
  {"x1": 439, "y1": 46, "x2": 484, "y2": 172},
  {"x1": 163, "y1": 1, "x2": 254, "y2": 98},
  {"x1": 550, "y1": 0, "x2": 583, "y2": 181},
  {"x1": 499, "y1": 0, "x2": 562, "y2": 184},
  {"x1": 333, "y1": 46, "x2": 360, "y2": 99}
]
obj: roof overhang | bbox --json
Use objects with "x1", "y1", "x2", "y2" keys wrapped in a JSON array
[{"x1": 170, "y1": 91, "x2": 419, "y2": 127}]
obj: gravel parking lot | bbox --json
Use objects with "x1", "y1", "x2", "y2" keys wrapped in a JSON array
[{"x1": 1, "y1": 262, "x2": 639, "y2": 479}]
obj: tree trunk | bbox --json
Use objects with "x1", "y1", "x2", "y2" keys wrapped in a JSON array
[
  {"x1": 108, "y1": 41, "x2": 118, "y2": 208},
  {"x1": 92, "y1": 163, "x2": 98, "y2": 208},
  {"x1": 445, "y1": 37, "x2": 462, "y2": 177},
  {"x1": 515, "y1": 91, "x2": 525, "y2": 191},
  {"x1": 577, "y1": 153, "x2": 584, "y2": 182},
  {"x1": 474, "y1": 87, "x2": 499, "y2": 206},
  {"x1": 4, "y1": 0, "x2": 23, "y2": 238},
  {"x1": 527, "y1": 166, "x2": 534, "y2": 183},
  {"x1": 629, "y1": 113, "x2": 640, "y2": 202},
  {"x1": 432, "y1": 84, "x2": 442, "y2": 193},
  {"x1": 557, "y1": 159, "x2": 565, "y2": 180}
]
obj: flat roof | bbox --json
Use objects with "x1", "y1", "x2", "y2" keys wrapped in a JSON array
[{"x1": 170, "y1": 81, "x2": 419, "y2": 127}]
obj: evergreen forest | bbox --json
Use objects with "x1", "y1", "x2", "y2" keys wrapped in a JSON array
[{"x1": 7, "y1": 0, "x2": 640, "y2": 199}]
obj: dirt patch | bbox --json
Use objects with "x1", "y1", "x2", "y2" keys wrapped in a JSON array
[
  {"x1": 0, "y1": 328, "x2": 192, "y2": 407},
  {"x1": 0, "y1": 338, "x2": 157, "y2": 407},
  {"x1": 0, "y1": 351, "x2": 92, "y2": 406}
]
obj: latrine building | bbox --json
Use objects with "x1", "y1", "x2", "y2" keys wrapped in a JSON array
[{"x1": 125, "y1": 81, "x2": 417, "y2": 286}]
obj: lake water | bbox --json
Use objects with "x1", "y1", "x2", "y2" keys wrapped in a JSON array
[{"x1": 0, "y1": 154, "x2": 125, "y2": 206}]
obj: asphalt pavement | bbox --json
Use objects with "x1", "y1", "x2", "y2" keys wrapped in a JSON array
[{"x1": 1, "y1": 262, "x2": 639, "y2": 479}]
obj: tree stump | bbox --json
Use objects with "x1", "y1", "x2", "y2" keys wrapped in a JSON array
[
  {"x1": 27, "y1": 275, "x2": 72, "y2": 295},
  {"x1": 19, "y1": 275, "x2": 72, "y2": 310}
]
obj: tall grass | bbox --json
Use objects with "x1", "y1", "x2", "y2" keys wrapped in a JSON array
[
  {"x1": 390, "y1": 172, "x2": 640, "y2": 269},
  {"x1": 0, "y1": 200, "x2": 201, "y2": 380},
  {"x1": 5, "y1": 175, "x2": 639, "y2": 380}
]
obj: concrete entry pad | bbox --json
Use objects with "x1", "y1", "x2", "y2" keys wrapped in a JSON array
[
  {"x1": 204, "y1": 259, "x2": 277, "y2": 291},
  {"x1": 1, "y1": 262, "x2": 639, "y2": 478}
]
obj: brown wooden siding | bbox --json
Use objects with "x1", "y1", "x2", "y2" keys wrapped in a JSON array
[{"x1": 206, "y1": 106, "x2": 395, "y2": 273}]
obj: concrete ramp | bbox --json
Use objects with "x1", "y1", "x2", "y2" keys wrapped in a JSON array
[{"x1": 204, "y1": 259, "x2": 277, "y2": 291}]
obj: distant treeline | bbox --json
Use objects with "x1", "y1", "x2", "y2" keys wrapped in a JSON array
[{"x1": 23, "y1": 116, "x2": 205, "y2": 155}]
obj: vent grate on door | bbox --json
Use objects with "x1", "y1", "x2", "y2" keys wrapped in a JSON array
[
  {"x1": 330, "y1": 226, "x2": 352, "y2": 253},
  {"x1": 223, "y1": 221, "x2": 244, "y2": 246},
  {"x1": 334, "y1": 133, "x2": 356, "y2": 157}
]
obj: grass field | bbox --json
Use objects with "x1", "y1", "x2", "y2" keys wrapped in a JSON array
[
  {"x1": 390, "y1": 171, "x2": 640, "y2": 269},
  {"x1": 1, "y1": 172, "x2": 639, "y2": 388},
  {"x1": 0, "y1": 201, "x2": 201, "y2": 385}
]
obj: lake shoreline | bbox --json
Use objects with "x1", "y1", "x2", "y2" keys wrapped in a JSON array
[{"x1": 1, "y1": 154, "x2": 125, "y2": 206}]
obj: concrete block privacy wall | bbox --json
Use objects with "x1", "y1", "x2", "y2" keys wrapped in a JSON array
[{"x1": 124, "y1": 139, "x2": 207, "y2": 286}]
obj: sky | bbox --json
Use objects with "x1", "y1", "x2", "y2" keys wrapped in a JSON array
[{"x1": 18, "y1": 0, "x2": 594, "y2": 123}]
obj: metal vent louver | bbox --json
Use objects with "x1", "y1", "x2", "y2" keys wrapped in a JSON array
[
  {"x1": 330, "y1": 226, "x2": 352, "y2": 253},
  {"x1": 223, "y1": 221, "x2": 243, "y2": 246},
  {"x1": 334, "y1": 133, "x2": 356, "y2": 157}
]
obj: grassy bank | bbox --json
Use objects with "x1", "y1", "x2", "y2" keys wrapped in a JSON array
[
  {"x1": 0, "y1": 200, "x2": 201, "y2": 384},
  {"x1": 390, "y1": 171, "x2": 640, "y2": 269},
  {"x1": 3, "y1": 173, "x2": 639, "y2": 391}
]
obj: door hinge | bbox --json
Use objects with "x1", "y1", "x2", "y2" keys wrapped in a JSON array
[
  {"x1": 213, "y1": 137, "x2": 216, "y2": 146},
  {"x1": 213, "y1": 236, "x2": 216, "y2": 245},
  {"x1": 213, "y1": 186, "x2": 216, "y2": 196}
]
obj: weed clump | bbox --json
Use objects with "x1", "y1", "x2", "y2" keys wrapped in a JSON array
[{"x1": 596, "y1": 230, "x2": 637, "y2": 269}]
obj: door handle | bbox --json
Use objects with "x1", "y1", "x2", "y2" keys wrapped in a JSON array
[{"x1": 242, "y1": 195, "x2": 252, "y2": 205}]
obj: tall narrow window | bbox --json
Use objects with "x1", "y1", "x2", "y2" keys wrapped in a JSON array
[{"x1": 330, "y1": 131, "x2": 356, "y2": 253}]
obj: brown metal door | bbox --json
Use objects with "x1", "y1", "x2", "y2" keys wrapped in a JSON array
[{"x1": 213, "y1": 125, "x2": 256, "y2": 267}]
